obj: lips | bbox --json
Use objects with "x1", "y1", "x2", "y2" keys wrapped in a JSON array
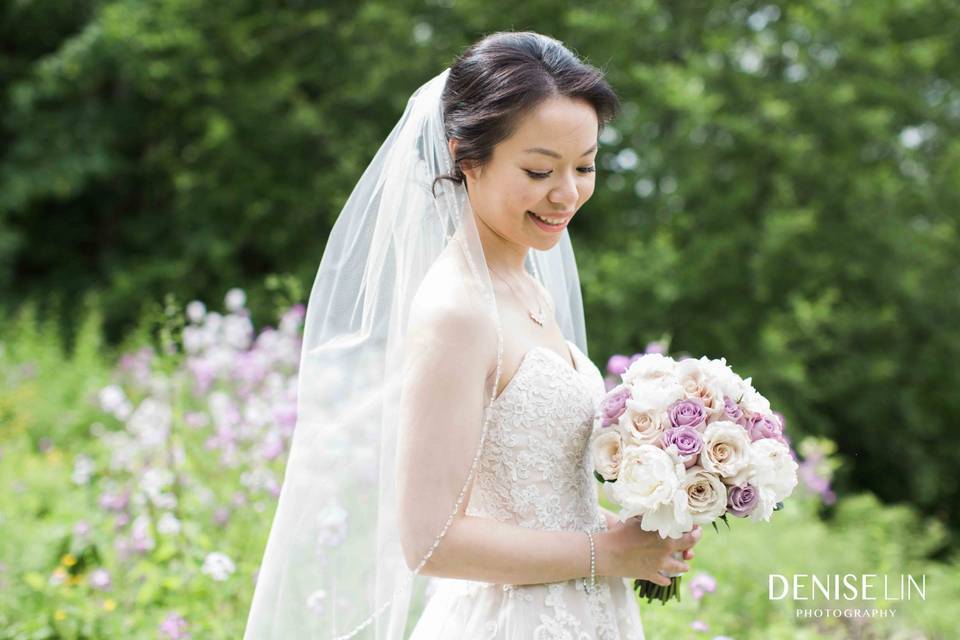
[
  {"x1": 527, "y1": 210, "x2": 572, "y2": 232},
  {"x1": 527, "y1": 211, "x2": 573, "y2": 224}
]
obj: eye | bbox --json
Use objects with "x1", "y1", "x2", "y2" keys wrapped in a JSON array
[{"x1": 524, "y1": 167, "x2": 597, "y2": 180}]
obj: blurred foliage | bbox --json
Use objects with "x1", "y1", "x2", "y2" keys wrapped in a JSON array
[
  {"x1": 1, "y1": 303, "x2": 958, "y2": 639},
  {"x1": 1, "y1": 1, "x2": 958, "y2": 541}
]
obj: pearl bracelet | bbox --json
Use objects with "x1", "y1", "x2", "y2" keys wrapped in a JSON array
[{"x1": 584, "y1": 530, "x2": 597, "y2": 594}]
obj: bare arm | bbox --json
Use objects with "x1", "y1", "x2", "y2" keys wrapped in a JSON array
[
  {"x1": 421, "y1": 515, "x2": 597, "y2": 584},
  {"x1": 396, "y1": 268, "x2": 698, "y2": 586},
  {"x1": 419, "y1": 506, "x2": 698, "y2": 586}
]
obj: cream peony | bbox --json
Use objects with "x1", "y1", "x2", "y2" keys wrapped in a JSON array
[
  {"x1": 749, "y1": 486, "x2": 779, "y2": 522},
  {"x1": 622, "y1": 353, "x2": 676, "y2": 385},
  {"x1": 738, "y1": 379, "x2": 772, "y2": 415},
  {"x1": 683, "y1": 465, "x2": 728, "y2": 525},
  {"x1": 700, "y1": 421, "x2": 752, "y2": 481},
  {"x1": 696, "y1": 356, "x2": 745, "y2": 411},
  {"x1": 591, "y1": 430, "x2": 623, "y2": 482},
  {"x1": 749, "y1": 438, "x2": 799, "y2": 502},
  {"x1": 604, "y1": 444, "x2": 691, "y2": 539}
]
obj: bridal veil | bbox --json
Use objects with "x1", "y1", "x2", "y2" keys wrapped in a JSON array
[{"x1": 243, "y1": 60, "x2": 588, "y2": 639}]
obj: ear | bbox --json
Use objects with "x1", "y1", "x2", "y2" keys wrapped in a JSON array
[{"x1": 448, "y1": 138, "x2": 481, "y2": 181}]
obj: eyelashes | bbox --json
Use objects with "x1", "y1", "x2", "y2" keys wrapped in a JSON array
[{"x1": 525, "y1": 167, "x2": 597, "y2": 180}]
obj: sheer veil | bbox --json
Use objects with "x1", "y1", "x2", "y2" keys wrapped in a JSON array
[{"x1": 243, "y1": 66, "x2": 587, "y2": 639}]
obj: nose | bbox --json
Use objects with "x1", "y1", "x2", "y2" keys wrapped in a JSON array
[{"x1": 548, "y1": 173, "x2": 578, "y2": 210}]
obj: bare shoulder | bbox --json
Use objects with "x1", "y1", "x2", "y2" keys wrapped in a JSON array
[{"x1": 407, "y1": 253, "x2": 497, "y2": 367}]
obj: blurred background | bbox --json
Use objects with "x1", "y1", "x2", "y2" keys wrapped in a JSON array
[{"x1": 1, "y1": 1, "x2": 958, "y2": 638}]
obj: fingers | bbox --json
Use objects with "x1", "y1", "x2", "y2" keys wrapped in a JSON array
[
  {"x1": 683, "y1": 549, "x2": 695, "y2": 561},
  {"x1": 665, "y1": 557, "x2": 689, "y2": 575},
  {"x1": 652, "y1": 572, "x2": 672, "y2": 587},
  {"x1": 671, "y1": 525, "x2": 702, "y2": 551}
]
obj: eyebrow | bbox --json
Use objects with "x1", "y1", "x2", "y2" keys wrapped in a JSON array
[{"x1": 523, "y1": 143, "x2": 598, "y2": 159}]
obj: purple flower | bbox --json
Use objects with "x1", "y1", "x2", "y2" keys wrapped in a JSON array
[
  {"x1": 722, "y1": 397, "x2": 746, "y2": 425},
  {"x1": 605, "y1": 354, "x2": 631, "y2": 376},
  {"x1": 747, "y1": 413, "x2": 783, "y2": 442},
  {"x1": 187, "y1": 358, "x2": 217, "y2": 396},
  {"x1": 600, "y1": 384, "x2": 632, "y2": 427},
  {"x1": 159, "y1": 612, "x2": 190, "y2": 639},
  {"x1": 260, "y1": 433, "x2": 285, "y2": 461},
  {"x1": 272, "y1": 402, "x2": 298, "y2": 431},
  {"x1": 280, "y1": 304, "x2": 306, "y2": 336},
  {"x1": 214, "y1": 507, "x2": 231, "y2": 527},
  {"x1": 661, "y1": 426, "x2": 703, "y2": 468},
  {"x1": 73, "y1": 521, "x2": 92, "y2": 538},
  {"x1": 691, "y1": 619, "x2": 709, "y2": 633},
  {"x1": 688, "y1": 571, "x2": 717, "y2": 600},
  {"x1": 644, "y1": 341, "x2": 667, "y2": 354},
  {"x1": 184, "y1": 411, "x2": 209, "y2": 429},
  {"x1": 799, "y1": 457, "x2": 837, "y2": 505},
  {"x1": 88, "y1": 568, "x2": 111, "y2": 590},
  {"x1": 668, "y1": 399, "x2": 707, "y2": 430},
  {"x1": 98, "y1": 490, "x2": 130, "y2": 512},
  {"x1": 726, "y1": 483, "x2": 759, "y2": 517}
]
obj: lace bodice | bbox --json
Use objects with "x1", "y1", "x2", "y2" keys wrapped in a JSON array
[
  {"x1": 465, "y1": 339, "x2": 607, "y2": 533},
  {"x1": 410, "y1": 339, "x2": 645, "y2": 640}
]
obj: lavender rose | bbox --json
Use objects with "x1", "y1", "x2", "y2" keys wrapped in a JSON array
[
  {"x1": 726, "y1": 482, "x2": 759, "y2": 517},
  {"x1": 722, "y1": 396, "x2": 746, "y2": 425},
  {"x1": 661, "y1": 426, "x2": 703, "y2": 469},
  {"x1": 747, "y1": 413, "x2": 783, "y2": 442},
  {"x1": 600, "y1": 384, "x2": 632, "y2": 427},
  {"x1": 668, "y1": 398, "x2": 707, "y2": 431}
]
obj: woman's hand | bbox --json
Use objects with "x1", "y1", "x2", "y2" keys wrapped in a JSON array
[{"x1": 595, "y1": 518, "x2": 702, "y2": 587}]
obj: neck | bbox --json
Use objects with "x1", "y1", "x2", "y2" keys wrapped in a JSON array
[{"x1": 472, "y1": 211, "x2": 529, "y2": 277}]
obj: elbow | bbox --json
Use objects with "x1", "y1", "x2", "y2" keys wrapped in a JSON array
[{"x1": 399, "y1": 520, "x2": 446, "y2": 576}]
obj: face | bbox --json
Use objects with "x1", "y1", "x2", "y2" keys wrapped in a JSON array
[{"x1": 452, "y1": 96, "x2": 599, "y2": 252}]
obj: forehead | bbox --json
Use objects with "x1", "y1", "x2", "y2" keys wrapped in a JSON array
[{"x1": 500, "y1": 96, "x2": 599, "y2": 156}]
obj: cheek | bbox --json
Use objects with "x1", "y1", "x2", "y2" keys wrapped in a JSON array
[
  {"x1": 504, "y1": 177, "x2": 544, "y2": 211},
  {"x1": 579, "y1": 180, "x2": 596, "y2": 203}
]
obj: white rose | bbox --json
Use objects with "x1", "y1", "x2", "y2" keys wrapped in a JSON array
[
  {"x1": 591, "y1": 430, "x2": 622, "y2": 482},
  {"x1": 604, "y1": 444, "x2": 691, "y2": 539},
  {"x1": 749, "y1": 438, "x2": 799, "y2": 502},
  {"x1": 617, "y1": 380, "x2": 684, "y2": 446},
  {"x1": 683, "y1": 466, "x2": 728, "y2": 525},
  {"x1": 622, "y1": 353, "x2": 676, "y2": 385},
  {"x1": 700, "y1": 421, "x2": 752, "y2": 481},
  {"x1": 675, "y1": 358, "x2": 725, "y2": 415}
]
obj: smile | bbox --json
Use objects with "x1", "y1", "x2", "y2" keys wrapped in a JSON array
[{"x1": 527, "y1": 211, "x2": 571, "y2": 231}]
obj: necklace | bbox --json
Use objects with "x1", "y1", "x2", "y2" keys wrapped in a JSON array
[{"x1": 488, "y1": 265, "x2": 545, "y2": 327}]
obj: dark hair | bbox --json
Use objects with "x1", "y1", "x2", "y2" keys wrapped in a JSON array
[{"x1": 432, "y1": 31, "x2": 620, "y2": 197}]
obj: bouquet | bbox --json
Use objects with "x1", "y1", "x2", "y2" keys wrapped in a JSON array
[{"x1": 590, "y1": 352, "x2": 798, "y2": 604}]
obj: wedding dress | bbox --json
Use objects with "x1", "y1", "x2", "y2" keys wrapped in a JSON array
[{"x1": 408, "y1": 339, "x2": 645, "y2": 640}]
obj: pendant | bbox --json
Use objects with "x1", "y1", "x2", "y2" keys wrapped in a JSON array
[{"x1": 528, "y1": 310, "x2": 544, "y2": 327}]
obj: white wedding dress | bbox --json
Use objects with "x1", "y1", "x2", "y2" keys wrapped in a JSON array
[{"x1": 409, "y1": 339, "x2": 645, "y2": 640}]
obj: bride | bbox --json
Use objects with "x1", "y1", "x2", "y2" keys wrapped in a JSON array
[{"x1": 244, "y1": 31, "x2": 701, "y2": 639}]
